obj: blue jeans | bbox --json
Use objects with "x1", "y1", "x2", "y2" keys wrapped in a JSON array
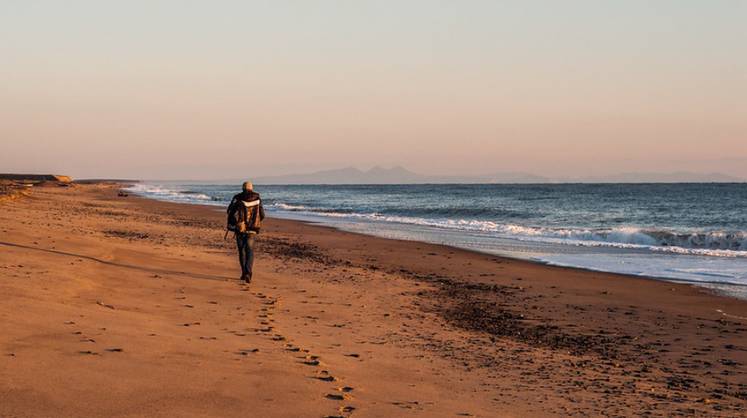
[{"x1": 236, "y1": 233, "x2": 256, "y2": 278}]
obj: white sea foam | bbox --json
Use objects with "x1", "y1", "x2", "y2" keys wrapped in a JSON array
[
  {"x1": 273, "y1": 203, "x2": 310, "y2": 211},
  {"x1": 126, "y1": 184, "x2": 215, "y2": 203}
]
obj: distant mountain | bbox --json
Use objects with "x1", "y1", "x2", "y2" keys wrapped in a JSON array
[
  {"x1": 253, "y1": 166, "x2": 548, "y2": 184},
  {"x1": 572, "y1": 171, "x2": 744, "y2": 183},
  {"x1": 433, "y1": 172, "x2": 550, "y2": 184}
]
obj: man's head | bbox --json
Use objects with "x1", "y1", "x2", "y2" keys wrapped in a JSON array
[{"x1": 242, "y1": 181, "x2": 253, "y2": 193}]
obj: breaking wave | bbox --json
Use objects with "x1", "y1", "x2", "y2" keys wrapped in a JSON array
[
  {"x1": 126, "y1": 184, "x2": 217, "y2": 203},
  {"x1": 268, "y1": 202, "x2": 747, "y2": 257}
]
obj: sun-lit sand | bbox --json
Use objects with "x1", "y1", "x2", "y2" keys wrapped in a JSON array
[{"x1": 1, "y1": 184, "x2": 746, "y2": 417}]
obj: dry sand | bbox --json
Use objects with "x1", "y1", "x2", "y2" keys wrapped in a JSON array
[{"x1": 1, "y1": 184, "x2": 746, "y2": 417}]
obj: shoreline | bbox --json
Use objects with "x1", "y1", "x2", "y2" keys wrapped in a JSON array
[
  {"x1": 266, "y1": 216, "x2": 747, "y2": 298},
  {"x1": 2, "y1": 183, "x2": 746, "y2": 416},
  {"x1": 129, "y1": 186, "x2": 747, "y2": 301},
  {"x1": 124, "y1": 182, "x2": 747, "y2": 297}
]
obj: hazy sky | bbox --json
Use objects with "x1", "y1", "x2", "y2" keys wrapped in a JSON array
[{"x1": 1, "y1": 1, "x2": 745, "y2": 180}]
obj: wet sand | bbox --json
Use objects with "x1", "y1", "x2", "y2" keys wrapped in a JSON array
[{"x1": 1, "y1": 184, "x2": 746, "y2": 417}]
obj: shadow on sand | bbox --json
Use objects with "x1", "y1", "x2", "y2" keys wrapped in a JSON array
[{"x1": 0, "y1": 241, "x2": 235, "y2": 282}]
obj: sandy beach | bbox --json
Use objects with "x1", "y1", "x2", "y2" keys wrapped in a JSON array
[{"x1": 1, "y1": 183, "x2": 746, "y2": 417}]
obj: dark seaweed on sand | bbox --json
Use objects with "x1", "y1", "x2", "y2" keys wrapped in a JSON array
[{"x1": 258, "y1": 237, "x2": 336, "y2": 265}]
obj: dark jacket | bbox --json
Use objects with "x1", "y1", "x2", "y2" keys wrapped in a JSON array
[{"x1": 227, "y1": 191, "x2": 265, "y2": 233}]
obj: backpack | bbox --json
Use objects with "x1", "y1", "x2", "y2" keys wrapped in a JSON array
[
  {"x1": 228, "y1": 196, "x2": 262, "y2": 234},
  {"x1": 238, "y1": 199, "x2": 262, "y2": 233}
]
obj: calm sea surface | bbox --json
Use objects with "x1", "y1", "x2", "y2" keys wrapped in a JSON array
[{"x1": 128, "y1": 183, "x2": 747, "y2": 298}]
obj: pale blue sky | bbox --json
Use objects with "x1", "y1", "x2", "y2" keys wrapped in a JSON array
[{"x1": 1, "y1": 1, "x2": 745, "y2": 179}]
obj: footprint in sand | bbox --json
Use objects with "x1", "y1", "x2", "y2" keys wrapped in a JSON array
[
  {"x1": 325, "y1": 393, "x2": 346, "y2": 401},
  {"x1": 96, "y1": 301, "x2": 115, "y2": 309},
  {"x1": 105, "y1": 347, "x2": 124, "y2": 352},
  {"x1": 391, "y1": 401, "x2": 421, "y2": 410},
  {"x1": 314, "y1": 371, "x2": 336, "y2": 382}
]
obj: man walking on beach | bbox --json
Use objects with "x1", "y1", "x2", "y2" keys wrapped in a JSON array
[{"x1": 227, "y1": 181, "x2": 265, "y2": 284}]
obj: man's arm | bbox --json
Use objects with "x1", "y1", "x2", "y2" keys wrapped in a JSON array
[{"x1": 259, "y1": 200, "x2": 266, "y2": 221}]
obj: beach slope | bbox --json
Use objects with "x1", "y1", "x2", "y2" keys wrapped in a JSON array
[{"x1": 1, "y1": 184, "x2": 746, "y2": 417}]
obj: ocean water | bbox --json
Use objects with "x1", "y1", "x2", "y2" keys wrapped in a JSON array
[{"x1": 127, "y1": 182, "x2": 747, "y2": 298}]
